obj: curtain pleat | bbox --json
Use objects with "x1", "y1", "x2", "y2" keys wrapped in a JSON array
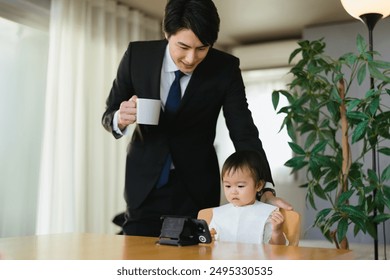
[{"x1": 36, "y1": 0, "x2": 162, "y2": 234}]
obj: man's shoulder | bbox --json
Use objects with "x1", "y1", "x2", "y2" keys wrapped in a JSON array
[
  {"x1": 129, "y1": 39, "x2": 167, "y2": 50},
  {"x1": 208, "y1": 47, "x2": 239, "y2": 62},
  {"x1": 202, "y1": 48, "x2": 240, "y2": 71}
]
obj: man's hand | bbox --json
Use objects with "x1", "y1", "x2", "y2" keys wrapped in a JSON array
[
  {"x1": 118, "y1": 95, "x2": 137, "y2": 130},
  {"x1": 262, "y1": 192, "x2": 293, "y2": 210}
]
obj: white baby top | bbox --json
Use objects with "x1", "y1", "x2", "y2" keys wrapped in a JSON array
[{"x1": 209, "y1": 200, "x2": 277, "y2": 244}]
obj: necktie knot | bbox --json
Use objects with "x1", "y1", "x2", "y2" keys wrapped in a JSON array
[{"x1": 175, "y1": 70, "x2": 184, "y2": 80}]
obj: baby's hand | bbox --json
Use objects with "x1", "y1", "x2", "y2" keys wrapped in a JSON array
[
  {"x1": 210, "y1": 228, "x2": 218, "y2": 241},
  {"x1": 270, "y1": 210, "x2": 284, "y2": 232}
]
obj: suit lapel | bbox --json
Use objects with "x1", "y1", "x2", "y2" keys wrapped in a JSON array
[{"x1": 177, "y1": 50, "x2": 213, "y2": 114}]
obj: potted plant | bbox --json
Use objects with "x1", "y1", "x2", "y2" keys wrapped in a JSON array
[{"x1": 272, "y1": 35, "x2": 390, "y2": 249}]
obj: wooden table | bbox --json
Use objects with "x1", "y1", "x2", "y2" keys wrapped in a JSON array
[{"x1": 0, "y1": 233, "x2": 355, "y2": 260}]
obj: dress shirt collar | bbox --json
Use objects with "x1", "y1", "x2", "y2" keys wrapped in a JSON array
[
  {"x1": 163, "y1": 46, "x2": 178, "y2": 74},
  {"x1": 163, "y1": 45, "x2": 191, "y2": 77}
]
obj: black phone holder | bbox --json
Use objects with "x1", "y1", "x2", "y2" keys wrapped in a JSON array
[{"x1": 157, "y1": 215, "x2": 212, "y2": 246}]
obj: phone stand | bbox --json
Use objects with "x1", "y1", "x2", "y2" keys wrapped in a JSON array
[{"x1": 157, "y1": 215, "x2": 212, "y2": 246}]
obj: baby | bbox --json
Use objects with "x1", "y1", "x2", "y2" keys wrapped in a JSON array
[{"x1": 200, "y1": 150, "x2": 286, "y2": 245}]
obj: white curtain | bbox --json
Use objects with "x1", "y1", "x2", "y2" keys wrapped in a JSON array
[{"x1": 36, "y1": 0, "x2": 161, "y2": 234}]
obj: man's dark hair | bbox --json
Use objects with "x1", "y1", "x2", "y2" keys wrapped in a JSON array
[
  {"x1": 221, "y1": 150, "x2": 268, "y2": 184},
  {"x1": 163, "y1": 0, "x2": 220, "y2": 46}
]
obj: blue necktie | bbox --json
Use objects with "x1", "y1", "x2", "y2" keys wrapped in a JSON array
[{"x1": 156, "y1": 70, "x2": 184, "y2": 188}]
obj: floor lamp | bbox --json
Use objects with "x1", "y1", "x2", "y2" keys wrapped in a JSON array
[{"x1": 340, "y1": 0, "x2": 390, "y2": 260}]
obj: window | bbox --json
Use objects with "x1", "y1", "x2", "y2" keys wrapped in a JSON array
[
  {"x1": 0, "y1": 17, "x2": 49, "y2": 237},
  {"x1": 214, "y1": 68, "x2": 294, "y2": 204}
]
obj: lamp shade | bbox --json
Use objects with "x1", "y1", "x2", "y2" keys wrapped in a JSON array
[{"x1": 341, "y1": 0, "x2": 390, "y2": 19}]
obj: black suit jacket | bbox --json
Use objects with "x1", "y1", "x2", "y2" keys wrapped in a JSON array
[{"x1": 102, "y1": 39, "x2": 274, "y2": 210}]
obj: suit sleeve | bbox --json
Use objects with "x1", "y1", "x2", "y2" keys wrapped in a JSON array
[{"x1": 102, "y1": 43, "x2": 135, "y2": 139}]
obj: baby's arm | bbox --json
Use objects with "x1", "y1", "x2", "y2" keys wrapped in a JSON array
[
  {"x1": 268, "y1": 210, "x2": 286, "y2": 245},
  {"x1": 209, "y1": 228, "x2": 218, "y2": 241}
]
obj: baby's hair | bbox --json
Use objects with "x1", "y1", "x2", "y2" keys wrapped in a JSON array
[{"x1": 221, "y1": 150, "x2": 267, "y2": 184}]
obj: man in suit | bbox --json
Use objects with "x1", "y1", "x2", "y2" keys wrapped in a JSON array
[{"x1": 102, "y1": 0, "x2": 291, "y2": 237}]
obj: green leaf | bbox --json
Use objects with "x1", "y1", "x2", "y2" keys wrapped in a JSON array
[
  {"x1": 357, "y1": 64, "x2": 367, "y2": 85},
  {"x1": 340, "y1": 205, "x2": 367, "y2": 220},
  {"x1": 299, "y1": 123, "x2": 316, "y2": 135},
  {"x1": 330, "y1": 86, "x2": 342, "y2": 103},
  {"x1": 368, "y1": 63, "x2": 390, "y2": 83},
  {"x1": 280, "y1": 90, "x2": 295, "y2": 104},
  {"x1": 341, "y1": 52, "x2": 358, "y2": 66},
  {"x1": 381, "y1": 165, "x2": 390, "y2": 181},
  {"x1": 364, "y1": 88, "x2": 376, "y2": 98},
  {"x1": 288, "y1": 142, "x2": 306, "y2": 155},
  {"x1": 286, "y1": 119, "x2": 296, "y2": 142},
  {"x1": 306, "y1": 189, "x2": 317, "y2": 210},
  {"x1": 356, "y1": 34, "x2": 366, "y2": 54},
  {"x1": 284, "y1": 156, "x2": 307, "y2": 170},
  {"x1": 309, "y1": 159, "x2": 322, "y2": 179},
  {"x1": 367, "y1": 169, "x2": 379, "y2": 183},
  {"x1": 351, "y1": 120, "x2": 368, "y2": 143},
  {"x1": 346, "y1": 111, "x2": 368, "y2": 121},
  {"x1": 316, "y1": 155, "x2": 332, "y2": 167},
  {"x1": 372, "y1": 214, "x2": 390, "y2": 223},
  {"x1": 289, "y1": 47, "x2": 302, "y2": 64},
  {"x1": 366, "y1": 221, "x2": 377, "y2": 239},
  {"x1": 347, "y1": 99, "x2": 361, "y2": 112},
  {"x1": 313, "y1": 183, "x2": 327, "y2": 200},
  {"x1": 370, "y1": 59, "x2": 390, "y2": 69},
  {"x1": 327, "y1": 101, "x2": 340, "y2": 120},
  {"x1": 299, "y1": 183, "x2": 308, "y2": 188},
  {"x1": 349, "y1": 216, "x2": 367, "y2": 233},
  {"x1": 378, "y1": 147, "x2": 390, "y2": 156},
  {"x1": 317, "y1": 208, "x2": 332, "y2": 220},
  {"x1": 324, "y1": 180, "x2": 339, "y2": 192},
  {"x1": 337, "y1": 218, "x2": 348, "y2": 242},
  {"x1": 304, "y1": 131, "x2": 317, "y2": 149},
  {"x1": 369, "y1": 97, "x2": 380, "y2": 115},
  {"x1": 271, "y1": 91, "x2": 280, "y2": 110},
  {"x1": 311, "y1": 140, "x2": 328, "y2": 154},
  {"x1": 337, "y1": 190, "x2": 354, "y2": 206}
]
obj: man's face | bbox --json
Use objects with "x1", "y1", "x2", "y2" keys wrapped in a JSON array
[{"x1": 166, "y1": 29, "x2": 210, "y2": 74}]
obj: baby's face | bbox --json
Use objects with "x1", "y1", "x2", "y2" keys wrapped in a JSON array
[{"x1": 222, "y1": 167, "x2": 261, "y2": 207}]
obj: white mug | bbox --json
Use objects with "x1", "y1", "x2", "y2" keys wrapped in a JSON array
[{"x1": 136, "y1": 98, "x2": 161, "y2": 125}]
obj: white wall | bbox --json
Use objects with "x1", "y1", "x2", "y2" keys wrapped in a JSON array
[{"x1": 231, "y1": 39, "x2": 300, "y2": 70}]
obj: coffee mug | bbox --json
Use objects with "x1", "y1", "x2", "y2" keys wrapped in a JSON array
[{"x1": 136, "y1": 98, "x2": 161, "y2": 125}]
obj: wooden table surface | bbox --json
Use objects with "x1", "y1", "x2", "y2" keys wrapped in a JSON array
[{"x1": 0, "y1": 233, "x2": 355, "y2": 260}]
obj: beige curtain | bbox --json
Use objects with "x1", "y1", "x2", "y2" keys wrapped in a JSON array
[{"x1": 37, "y1": 0, "x2": 161, "y2": 234}]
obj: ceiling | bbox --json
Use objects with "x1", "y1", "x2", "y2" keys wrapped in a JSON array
[{"x1": 119, "y1": 0, "x2": 355, "y2": 48}]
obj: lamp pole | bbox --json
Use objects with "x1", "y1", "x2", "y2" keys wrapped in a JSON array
[
  {"x1": 359, "y1": 12, "x2": 382, "y2": 261},
  {"x1": 340, "y1": 0, "x2": 390, "y2": 261}
]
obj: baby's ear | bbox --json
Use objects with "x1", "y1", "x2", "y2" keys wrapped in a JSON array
[{"x1": 256, "y1": 180, "x2": 265, "y2": 191}]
